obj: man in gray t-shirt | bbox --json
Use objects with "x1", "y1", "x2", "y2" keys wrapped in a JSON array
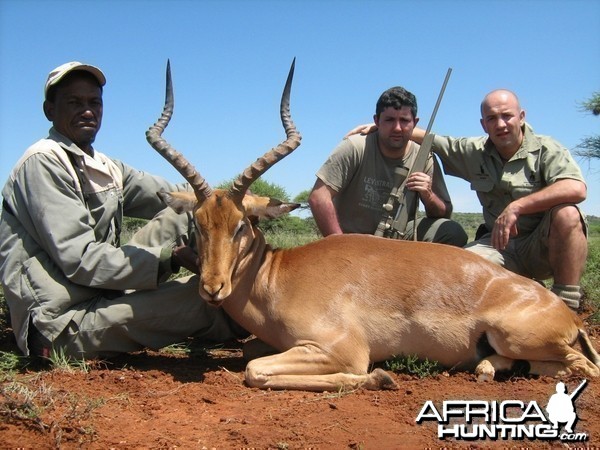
[
  {"x1": 309, "y1": 86, "x2": 467, "y2": 246},
  {"x1": 345, "y1": 89, "x2": 589, "y2": 311}
]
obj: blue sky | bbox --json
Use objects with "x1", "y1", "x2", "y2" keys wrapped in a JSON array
[{"x1": 1, "y1": 0, "x2": 598, "y2": 216}]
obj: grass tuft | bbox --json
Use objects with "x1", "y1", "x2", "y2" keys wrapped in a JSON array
[{"x1": 384, "y1": 354, "x2": 442, "y2": 378}]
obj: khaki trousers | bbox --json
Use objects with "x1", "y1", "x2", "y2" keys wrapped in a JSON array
[{"x1": 464, "y1": 206, "x2": 587, "y2": 280}]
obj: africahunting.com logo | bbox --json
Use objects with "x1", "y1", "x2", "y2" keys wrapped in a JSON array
[{"x1": 416, "y1": 380, "x2": 589, "y2": 442}]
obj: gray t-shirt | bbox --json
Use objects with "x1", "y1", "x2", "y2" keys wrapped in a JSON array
[{"x1": 316, "y1": 132, "x2": 452, "y2": 234}]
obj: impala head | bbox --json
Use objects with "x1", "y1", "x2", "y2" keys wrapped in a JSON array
[{"x1": 146, "y1": 60, "x2": 301, "y2": 305}]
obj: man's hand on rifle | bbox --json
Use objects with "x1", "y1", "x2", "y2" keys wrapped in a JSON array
[
  {"x1": 407, "y1": 171, "x2": 448, "y2": 218},
  {"x1": 405, "y1": 172, "x2": 433, "y2": 201}
]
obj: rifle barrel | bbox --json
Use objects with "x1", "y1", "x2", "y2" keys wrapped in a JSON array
[{"x1": 425, "y1": 68, "x2": 452, "y2": 135}]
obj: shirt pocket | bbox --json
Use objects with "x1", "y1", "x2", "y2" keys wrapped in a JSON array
[
  {"x1": 510, "y1": 180, "x2": 542, "y2": 200},
  {"x1": 470, "y1": 178, "x2": 496, "y2": 212},
  {"x1": 470, "y1": 178, "x2": 494, "y2": 193}
]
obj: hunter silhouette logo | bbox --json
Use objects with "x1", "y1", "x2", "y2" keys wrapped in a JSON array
[
  {"x1": 416, "y1": 380, "x2": 589, "y2": 442},
  {"x1": 546, "y1": 379, "x2": 586, "y2": 434}
]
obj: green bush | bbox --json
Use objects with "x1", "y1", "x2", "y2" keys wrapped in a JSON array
[
  {"x1": 385, "y1": 354, "x2": 442, "y2": 378},
  {"x1": 452, "y1": 212, "x2": 484, "y2": 241}
]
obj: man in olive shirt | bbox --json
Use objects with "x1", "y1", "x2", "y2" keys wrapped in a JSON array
[
  {"x1": 353, "y1": 89, "x2": 587, "y2": 310},
  {"x1": 348, "y1": 89, "x2": 588, "y2": 310}
]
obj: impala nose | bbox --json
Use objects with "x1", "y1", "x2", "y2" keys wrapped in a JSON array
[{"x1": 201, "y1": 282, "x2": 224, "y2": 304}]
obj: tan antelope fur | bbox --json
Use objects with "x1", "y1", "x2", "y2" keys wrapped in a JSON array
[{"x1": 146, "y1": 60, "x2": 600, "y2": 392}]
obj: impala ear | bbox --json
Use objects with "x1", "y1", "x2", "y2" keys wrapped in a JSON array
[
  {"x1": 157, "y1": 189, "x2": 198, "y2": 214},
  {"x1": 242, "y1": 195, "x2": 300, "y2": 219}
]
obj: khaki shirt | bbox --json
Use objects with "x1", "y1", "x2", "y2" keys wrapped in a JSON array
[
  {"x1": 432, "y1": 123, "x2": 586, "y2": 235},
  {"x1": 317, "y1": 132, "x2": 453, "y2": 234},
  {"x1": 0, "y1": 128, "x2": 188, "y2": 353}
]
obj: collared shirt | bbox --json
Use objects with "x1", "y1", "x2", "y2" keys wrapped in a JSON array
[
  {"x1": 431, "y1": 123, "x2": 586, "y2": 236},
  {"x1": 0, "y1": 128, "x2": 187, "y2": 354}
]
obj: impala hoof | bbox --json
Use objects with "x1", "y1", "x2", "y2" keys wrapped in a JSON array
[
  {"x1": 475, "y1": 359, "x2": 496, "y2": 382},
  {"x1": 477, "y1": 373, "x2": 494, "y2": 382},
  {"x1": 365, "y1": 368, "x2": 398, "y2": 390}
]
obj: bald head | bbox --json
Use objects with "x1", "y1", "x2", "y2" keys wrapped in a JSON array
[
  {"x1": 480, "y1": 90, "x2": 521, "y2": 116},
  {"x1": 479, "y1": 89, "x2": 526, "y2": 157}
]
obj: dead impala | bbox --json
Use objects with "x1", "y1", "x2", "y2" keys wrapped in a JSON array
[{"x1": 146, "y1": 60, "x2": 600, "y2": 391}]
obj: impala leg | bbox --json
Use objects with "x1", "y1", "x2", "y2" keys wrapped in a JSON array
[
  {"x1": 526, "y1": 360, "x2": 571, "y2": 377},
  {"x1": 529, "y1": 349, "x2": 600, "y2": 378},
  {"x1": 474, "y1": 354, "x2": 571, "y2": 381},
  {"x1": 476, "y1": 348, "x2": 599, "y2": 381},
  {"x1": 243, "y1": 338, "x2": 279, "y2": 361},
  {"x1": 244, "y1": 344, "x2": 397, "y2": 392},
  {"x1": 475, "y1": 354, "x2": 515, "y2": 382}
]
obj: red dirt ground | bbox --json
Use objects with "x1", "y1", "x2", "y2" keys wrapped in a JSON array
[{"x1": 1, "y1": 324, "x2": 600, "y2": 448}]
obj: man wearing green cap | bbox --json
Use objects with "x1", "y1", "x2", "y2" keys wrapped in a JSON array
[{"x1": 0, "y1": 62, "x2": 248, "y2": 360}]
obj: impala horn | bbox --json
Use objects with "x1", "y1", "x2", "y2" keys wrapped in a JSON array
[
  {"x1": 146, "y1": 60, "x2": 213, "y2": 203},
  {"x1": 228, "y1": 58, "x2": 302, "y2": 199},
  {"x1": 147, "y1": 59, "x2": 301, "y2": 203}
]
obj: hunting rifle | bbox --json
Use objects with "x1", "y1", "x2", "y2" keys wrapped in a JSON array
[{"x1": 374, "y1": 68, "x2": 452, "y2": 240}]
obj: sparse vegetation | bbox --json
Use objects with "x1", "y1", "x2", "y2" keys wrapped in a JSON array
[
  {"x1": 0, "y1": 378, "x2": 48, "y2": 425},
  {"x1": 452, "y1": 211, "x2": 484, "y2": 241},
  {"x1": 384, "y1": 354, "x2": 442, "y2": 378},
  {"x1": 0, "y1": 351, "x2": 24, "y2": 378},
  {"x1": 574, "y1": 91, "x2": 600, "y2": 160},
  {"x1": 46, "y1": 347, "x2": 92, "y2": 374},
  {"x1": 157, "y1": 342, "x2": 192, "y2": 356}
]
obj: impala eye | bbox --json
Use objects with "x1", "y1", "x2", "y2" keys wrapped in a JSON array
[{"x1": 234, "y1": 221, "x2": 246, "y2": 238}]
